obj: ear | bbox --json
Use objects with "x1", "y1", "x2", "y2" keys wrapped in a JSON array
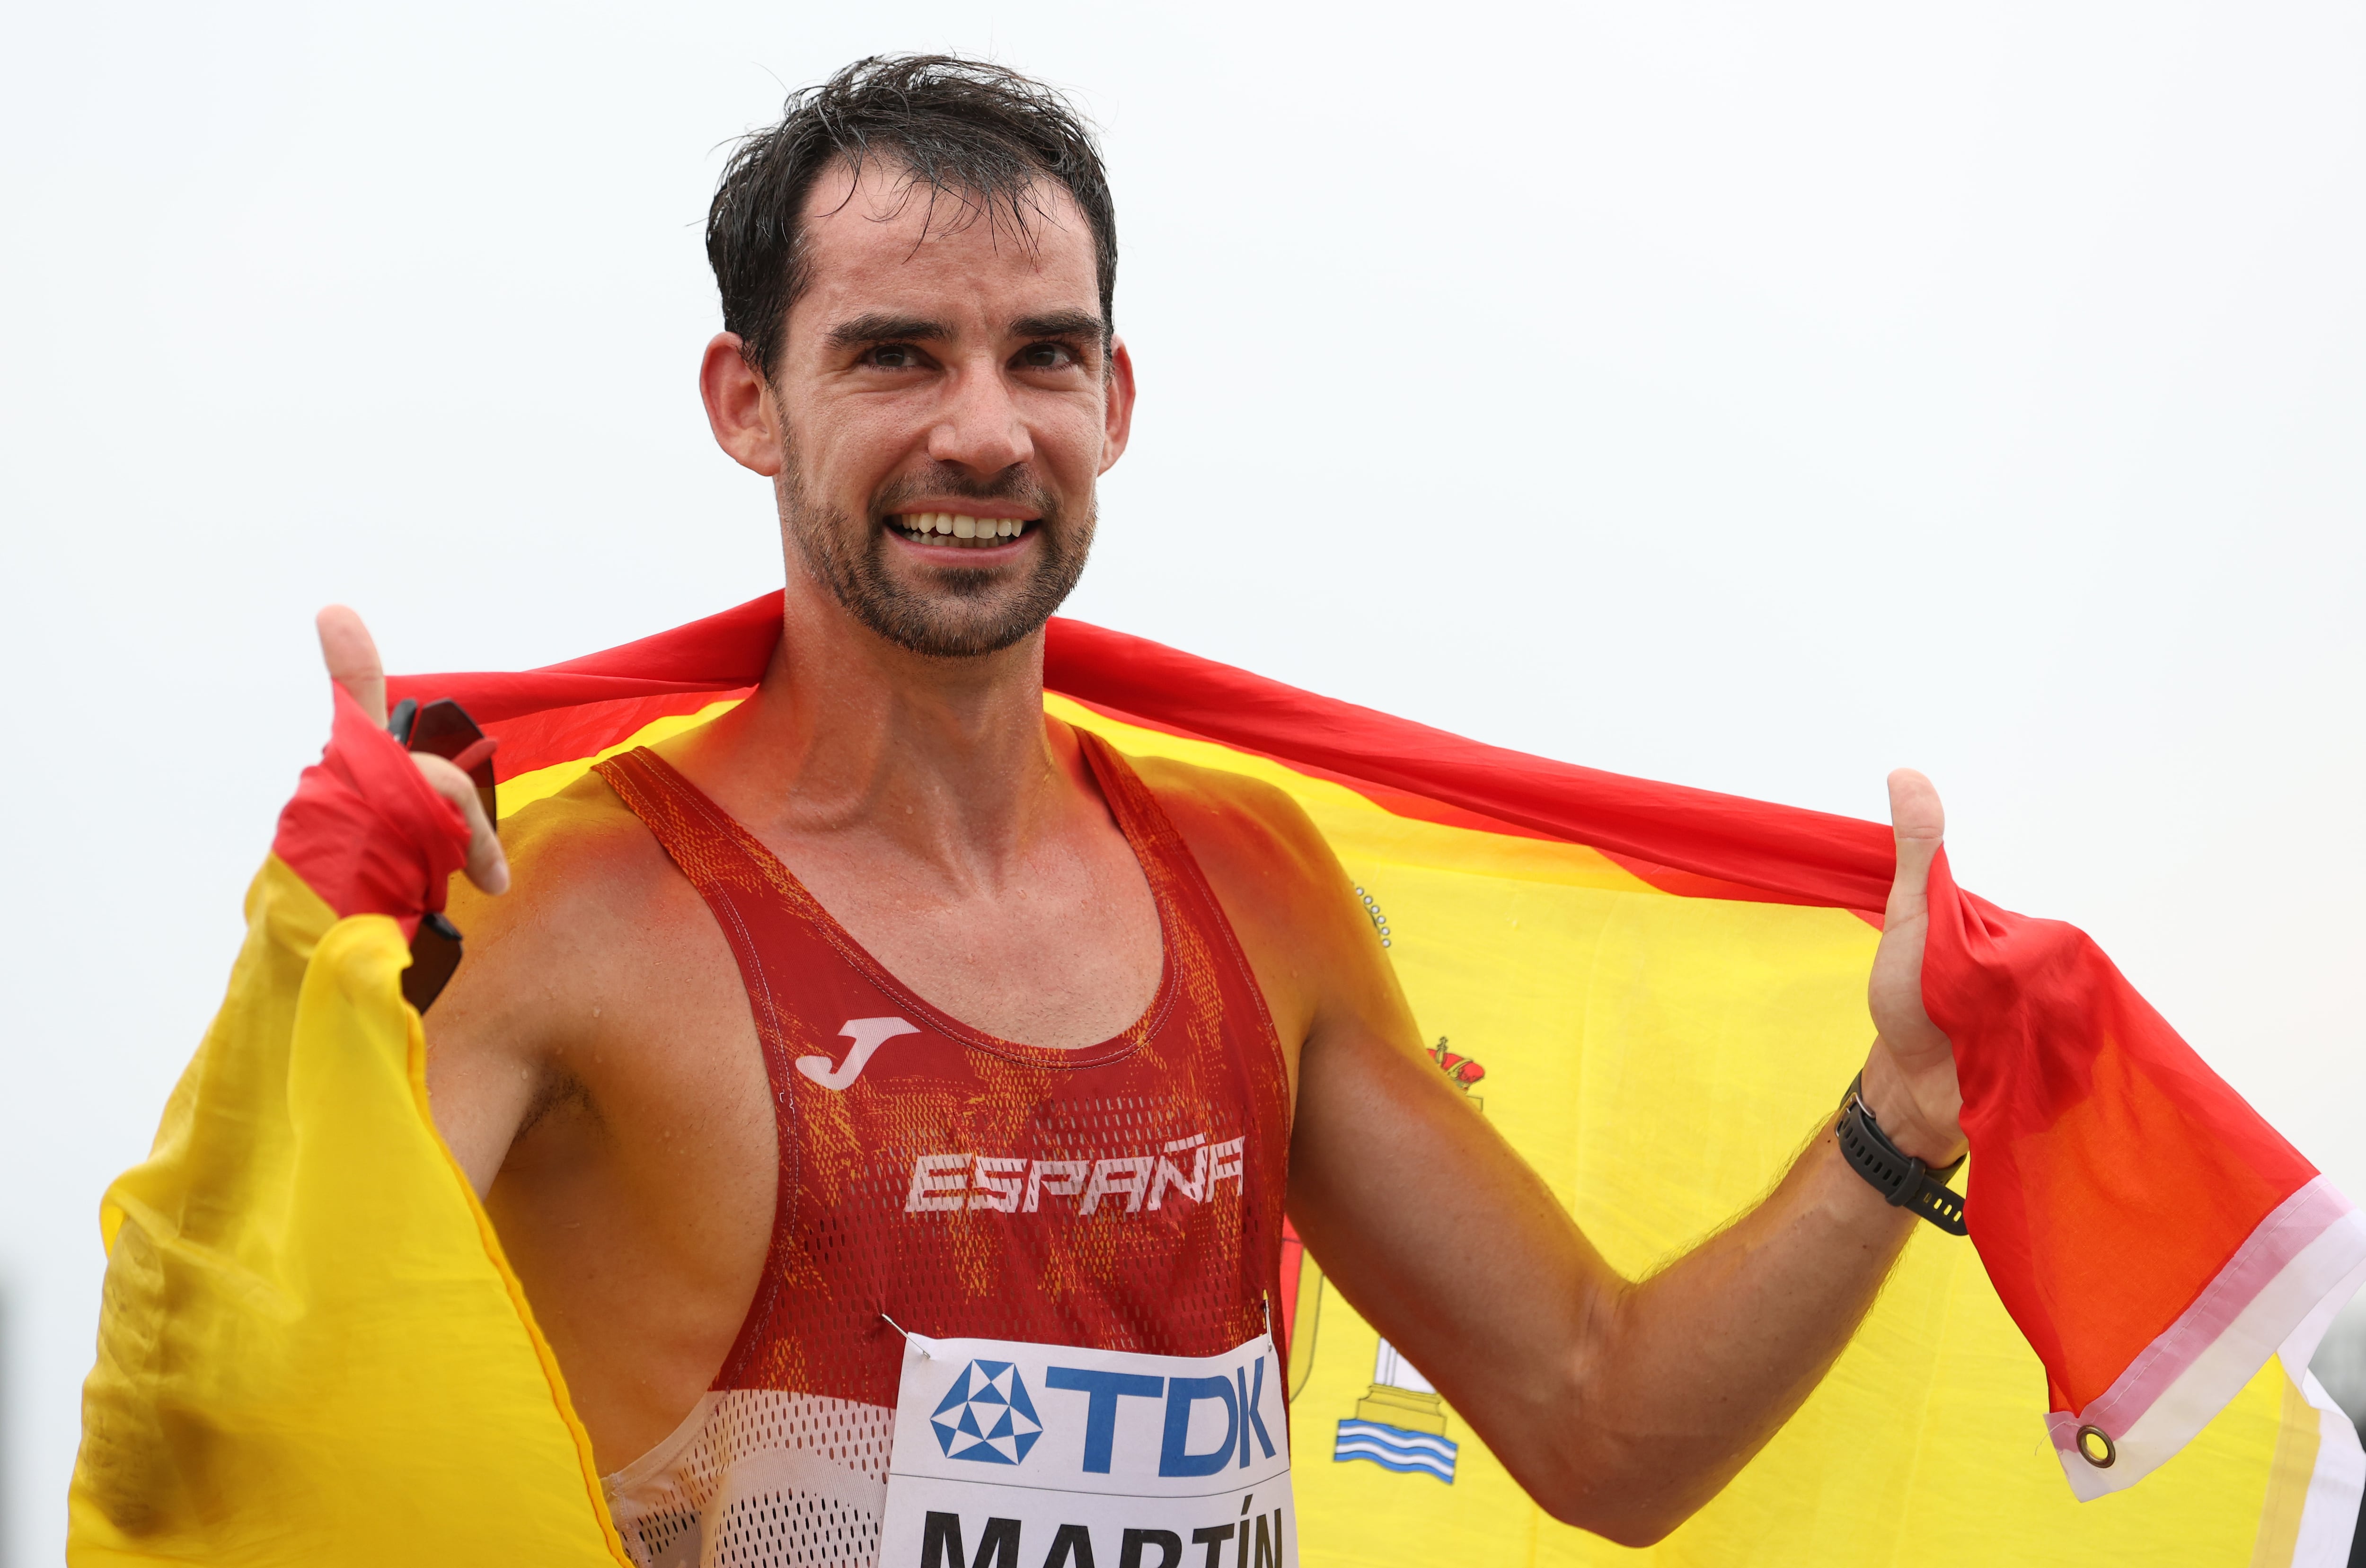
[
  {"x1": 1098, "y1": 335, "x2": 1138, "y2": 475},
  {"x1": 701, "y1": 333, "x2": 785, "y2": 476}
]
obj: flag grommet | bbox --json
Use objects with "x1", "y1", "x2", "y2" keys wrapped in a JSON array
[{"x1": 2075, "y1": 1425, "x2": 2116, "y2": 1468}]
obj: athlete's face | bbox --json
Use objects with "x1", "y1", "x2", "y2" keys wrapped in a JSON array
[{"x1": 701, "y1": 159, "x2": 1135, "y2": 659}]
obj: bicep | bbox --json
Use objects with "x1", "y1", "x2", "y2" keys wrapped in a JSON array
[
  {"x1": 416, "y1": 785, "x2": 654, "y2": 1198},
  {"x1": 1287, "y1": 987, "x2": 1621, "y2": 1352},
  {"x1": 1284, "y1": 903, "x2": 1629, "y2": 1495},
  {"x1": 421, "y1": 890, "x2": 562, "y2": 1197},
  {"x1": 421, "y1": 1015, "x2": 544, "y2": 1197}
]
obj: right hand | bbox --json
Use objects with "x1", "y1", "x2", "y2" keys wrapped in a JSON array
[
  {"x1": 1860, "y1": 767, "x2": 1961, "y2": 1166},
  {"x1": 316, "y1": 605, "x2": 510, "y2": 896}
]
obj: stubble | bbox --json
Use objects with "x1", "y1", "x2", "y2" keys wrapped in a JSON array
[{"x1": 779, "y1": 452, "x2": 1094, "y2": 659}]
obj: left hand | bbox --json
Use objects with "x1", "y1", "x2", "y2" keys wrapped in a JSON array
[
  {"x1": 316, "y1": 605, "x2": 510, "y2": 896},
  {"x1": 1860, "y1": 769, "x2": 1966, "y2": 1165}
]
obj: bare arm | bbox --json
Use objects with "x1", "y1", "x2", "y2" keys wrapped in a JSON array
[
  {"x1": 424, "y1": 863, "x2": 572, "y2": 1196},
  {"x1": 424, "y1": 780, "x2": 719, "y2": 1198},
  {"x1": 314, "y1": 604, "x2": 621, "y2": 1198},
  {"x1": 1172, "y1": 763, "x2": 1962, "y2": 1548},
  {"x1": 1291, "y1": 1037, "x2": 1927, "y2": 1545}
]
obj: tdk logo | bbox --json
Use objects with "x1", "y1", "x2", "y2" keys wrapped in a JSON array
[
  {"x1": 931, "y1": 1360, "x2": 1045, "y2": 1464},
  {"x1": 931, "y1": 1354, "x2": 1280, "y2": 1476}
]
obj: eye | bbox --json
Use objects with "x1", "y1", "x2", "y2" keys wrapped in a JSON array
[
  {"x1": 863, "y1": 344, "x2": 922, "y2": 370},
  {"x1": 1016, "y1": 342, "x2": 1079, "y2": 370}
]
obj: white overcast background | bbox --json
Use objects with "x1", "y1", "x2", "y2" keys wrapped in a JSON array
[{"x1": 4, "y1": 3, "x2": 2362, "y2": 1560}]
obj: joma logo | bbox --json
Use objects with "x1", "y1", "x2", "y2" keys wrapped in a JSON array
[{"x1": 795, "y1": 1017, "x2": 918, "y2": 1091}]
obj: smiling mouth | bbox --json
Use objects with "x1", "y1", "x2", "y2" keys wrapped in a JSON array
[{"x1": 891, "y1": 511, "x2": 1035, "y2": 548}]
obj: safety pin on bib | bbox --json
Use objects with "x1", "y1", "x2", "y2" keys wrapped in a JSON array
[{"x1": 880, "y1": 1311, "x2": 931, "y2": 1358}]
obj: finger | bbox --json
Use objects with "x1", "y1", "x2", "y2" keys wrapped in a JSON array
[
  {"x1": 1884, "y1": 767, "x2": 1945, "y2": 921},
  {"x1": 315, "y1": 606, "x2": 387, "y2": 727},
  {"x1": 414, "y1": 753, "x2": 511, "y2": 895}
]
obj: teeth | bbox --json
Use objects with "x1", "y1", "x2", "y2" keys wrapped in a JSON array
[{"x1": 895, "y1": 513, "x2": 1032, "y2": 545}]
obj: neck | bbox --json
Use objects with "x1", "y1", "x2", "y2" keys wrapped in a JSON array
[{"x1": 675, "y1": 571, "x2": 1081, "y2": 880}]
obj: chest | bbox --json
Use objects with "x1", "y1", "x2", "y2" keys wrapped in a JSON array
[
  {"x1": 768, "y1": 816, "x2": 1166, "y2": 1053},
  {"x1": 562, "y1": 740, "x2": 1292, "y2": 1289},
  {"x1": 668, "y1": 897, "x2": 1289, "y2": 1405},
  {"x1": 541, "y1": 835, "x2": 1184, "y2": 1238}
]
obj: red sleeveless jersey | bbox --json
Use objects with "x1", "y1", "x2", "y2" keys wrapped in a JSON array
[{"x1": 591, "y1": 731, "x2": 1291, "y2": 1568}]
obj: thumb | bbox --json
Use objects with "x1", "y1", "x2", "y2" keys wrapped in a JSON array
[
  {"x1": 413, "y1": 753, "x2": 511, "y2": 896},
  {"x1": 1885, "y1": 767, "x2": 1944, "y2": 929},
  {"x1": 316, "y1": 606, "x2": 387, "y2": 727}
]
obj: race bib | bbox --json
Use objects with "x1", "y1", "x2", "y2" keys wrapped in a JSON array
[{"x1": 878, "y1": 1330, "x2": 1295, "y2": 1568}]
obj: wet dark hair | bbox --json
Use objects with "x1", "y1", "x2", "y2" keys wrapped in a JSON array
[{"x1": 706, "y1": 54, "x2": 1117, "y2": 379}]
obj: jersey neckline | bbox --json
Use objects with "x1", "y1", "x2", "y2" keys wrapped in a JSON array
[{"x1": 620, "y1": 730, "x2": 1179, "y2": 1071}]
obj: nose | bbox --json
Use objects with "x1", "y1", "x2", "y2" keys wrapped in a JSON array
[{"x1": 926, "y1": 358, "x2": 1033, "y2": 476}]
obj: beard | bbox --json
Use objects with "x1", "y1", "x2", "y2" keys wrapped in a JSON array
[{"x1": 780, "y1": 458, "x2": 1095, "y2": 659}]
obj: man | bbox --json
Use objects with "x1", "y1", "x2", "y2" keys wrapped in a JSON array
[{"x1": 320, "y1": 55, "x2": 1966, "y2": 1565}]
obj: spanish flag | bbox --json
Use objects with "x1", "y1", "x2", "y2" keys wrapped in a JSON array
[{"x1": 71, "y1": 594, "x2": 2366, "y2": 1565}]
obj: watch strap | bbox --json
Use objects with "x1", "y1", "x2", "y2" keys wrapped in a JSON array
[{"x1": 1835, "y1": 1074, "x2": 1968, "y2": 1236}]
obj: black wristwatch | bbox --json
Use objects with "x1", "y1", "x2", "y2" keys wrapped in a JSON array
[{"x1": 1835, "y1": 1074, "x2": 1968, "y2": 1236}]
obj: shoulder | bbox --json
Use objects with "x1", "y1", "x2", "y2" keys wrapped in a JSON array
[
  {"x1": 448, "y1": 769, "x2": 684, "y2": 951},
  {"x1": 1123, "y1": 751, "x2": 1341, "y2": 901},
  {"x1": 432, "y1": 768, "x2": 711, "y2": 1065},
  {"x1": 1114, "y1": 749, "x2": 1385, "y2": 1055}
]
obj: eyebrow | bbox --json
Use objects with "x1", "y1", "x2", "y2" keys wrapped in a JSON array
[
  {"x1": 825, "y1": 313, "x2": 953, "y2": 350},
  {"x1": 1011, "y1": 309, "x2": 1106, "y2": 342}
]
